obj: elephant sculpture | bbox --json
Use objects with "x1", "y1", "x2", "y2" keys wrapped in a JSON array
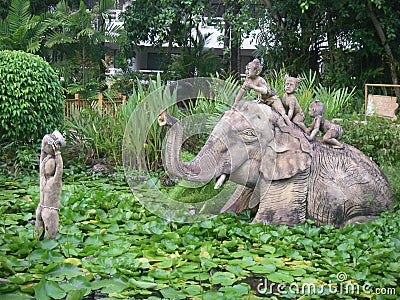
[{"x1": 158, "y1": 100, "x2": 394, "y2": 227}]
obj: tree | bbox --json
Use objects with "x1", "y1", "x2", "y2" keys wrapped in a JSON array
[
  {"x1": 167, "y1": 28, "x2": 222, "y2": 79},
  {"x1": 122, "y1": 0, "x2": 208, "y2": 70},
  {"x1": 0, "y1": 0, "x2": 49, "y2": 53},
  {"x1": 212, "y1": 0, "x2": 264, "y2": 75},
  {"x1": 254, "y1": 0, "x2": 400, "y2": 92},
  {"x1": 44, "y1": 0, "x2": 124, "y2": 96}
]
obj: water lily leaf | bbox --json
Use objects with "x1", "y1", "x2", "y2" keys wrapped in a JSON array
[
  {"x1": 219, "y1": 283, "x2": 249, "y2": 297},
  {"x1": 201, "y1": 257, "x2": 218, "y2": 269},
  {"x1": 160, "y1": 287, "x2": 187, "y2": 299},
  {"x1": 248, "y1": 263, "x2": 276, "y2": 274},
  {"x1": 388, "y1": 262, "x2": 400, "y2": 272},
  {"x1": 200, "y1": 290, "x2": 224, "y2": 299},
  {"x1": 0, "y1": 255, "x2": 15, "y2": 274},
  {"x1": 128, "y1": 278, "x2": 158, "y2": 289},
  {"x1": 37, "y1": 239, "x2": 58, "y2": 250},
  {"x1": 267, "y1": 271, "x2": 294, "y2": 283},
  {"x1": 148, "y1": 268, "x2": 171, "y2": 279},
  {"x1": 231, "y1": 250, "x2": 253, "y2": 258},
  {"x1": 0, "y1": 293, "x2": 33, "y2": 300},
  {"x1": 226, "y1": 265, "x2": 250, "y2": 277},
  {"x1": 0, "y1": 283, "x2": 18, "y2": 293},
  {"x1": 33, "y1": 279, "x2": 66, "y2": 300},
  {"x1": 91, "y1": 278, "x2": 129, "y2": 294},
  {"x1": 200, "y1": 248, "x2": 211, "y2": 259},
  {"x1": 64, "y1": 258, "x2": 81, "y2": 266},
  {"x1": 210, "y1": 271, "x2": 236, "y2": 286},
  {"x1": 8, "y1": 273, "x2": 33, "y2": 284},
  {"x1": 184, "y1": 285, "x2": 202, "y2": 296},
  {"x1": 154, "y1": 257, "x2": 173, "y2": 269},
  {"x1": 288, "y1": 268, "x2": 307, "y2": 277},
  {"x1": 261, "y1": 244, "x2": 276, "y2": 254},
  {"x1": 260, "y1": 257, "x2": 285, "y2": 268},
  {"x1": 66, "y1": 289, "x2": 86, "y2": 300},
  {"x1": 60, "y1": 275, "x2": 91, "y2": 295},
  {"x1": 45, "y1": 263, "x2": 83, "y2": 281}
]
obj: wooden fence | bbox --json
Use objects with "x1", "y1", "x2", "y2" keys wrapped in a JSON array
[{"x1": 65, "y1": 93, "x2": 127, "y2": 118}]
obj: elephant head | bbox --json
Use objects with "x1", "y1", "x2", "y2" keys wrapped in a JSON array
[{"x1": 159, "y1": 100, "x2": 314, "y2": 225}]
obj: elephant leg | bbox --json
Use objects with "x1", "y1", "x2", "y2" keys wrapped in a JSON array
[
  {"x1": 253, "y1": 171, "x2": 309, "y2": 225},
  {"x1": 220, "y1": 185, "x2": 255, "y2": 214}
]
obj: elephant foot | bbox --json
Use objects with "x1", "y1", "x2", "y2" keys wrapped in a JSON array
[{"x1": 220, "y1": 185, "x2": 253, "y2": 214}]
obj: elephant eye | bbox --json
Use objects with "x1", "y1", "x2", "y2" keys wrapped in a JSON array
[{"x1": 241, "y1": 128, "x2": 257, "y2": 137}]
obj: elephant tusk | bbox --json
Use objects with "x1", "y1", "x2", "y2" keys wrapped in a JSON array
[{"x1": 214, "y1": 174, "x2": 227, "y2": 189}]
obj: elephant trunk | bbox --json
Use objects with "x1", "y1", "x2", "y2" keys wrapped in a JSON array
[{"x1": 158, "y1": 111, "x2": 225, "y2": 183}]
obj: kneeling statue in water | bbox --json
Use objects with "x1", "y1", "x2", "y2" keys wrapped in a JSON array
[{"x1": 35, "y1": 130, "x2": 65, "y2": 239}]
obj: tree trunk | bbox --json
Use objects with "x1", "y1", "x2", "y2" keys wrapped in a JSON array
[
  {"x1": 367, "y1": 1, "x2": 400, "y2": 98},
  {"x1": 223, "y1": 21, "x2": 231, "y2": 70}
]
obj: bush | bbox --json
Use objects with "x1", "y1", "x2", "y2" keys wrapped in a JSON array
[
  {"x1": 0, "y1": 50, "x2": 64, "y2": 144},
  {"x1": 340, "y1": 117, "x2": 400, "y2": 166}
]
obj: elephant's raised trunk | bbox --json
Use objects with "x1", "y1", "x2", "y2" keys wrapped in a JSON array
[{"x1": 158, "y1": 111, "x2": 225, "y2": 183}]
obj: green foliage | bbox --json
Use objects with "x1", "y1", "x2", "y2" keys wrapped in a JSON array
[
  {"x1": 43, "y1": 0, "x2": 125, "y2": 97},
  {"x1": 340, "y1": 117, "x2": 400, "y2": 166},
  {"x1": 0, "y1": 171, "x2": 399, "y2": 298},
  {"x1": 0, "y1": 142, "x2": 39, "y2": 176},
  {"x1": 0, "y1": 50, "x2": 64, "y2": 144},
  {"x1": 0, "y1": 0, "x2": 49, "y2": 53},
  {"x1": 256, "y1": 0, "x2": 400, "y2": 91},
  {"x1": 167, "y1": 29, "x2": 222, "y2": 80},
  {"x1": 65, "y1": 73, "x2": 176, "y2": 170}
]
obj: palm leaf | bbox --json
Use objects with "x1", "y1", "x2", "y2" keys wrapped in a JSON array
[
  {"x1": 8, "y1": 0, "x2": 30, "y2": 34},
  {"x1": 45, "y1": 31, "x2": 76, "y2": 48},
  {"x1": 0, "y1": 18, "x2": 9, "y2": 36}
]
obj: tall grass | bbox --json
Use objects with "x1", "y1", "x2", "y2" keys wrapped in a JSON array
[
  {"x1": 65, "y1": 73, "x2": 178, "y2": 170},
  {"x1": 264, "y1": 68, "x2": 354, "y2": 119}
]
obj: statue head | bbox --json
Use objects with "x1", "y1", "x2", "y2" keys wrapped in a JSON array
[
  {"x1": 41, "y1": 130, "x2": 66, "y2": 155},
  {"x1": 309, "y1": 100, "x2": 325, "y2": 117},
  {"x1": 284, "y1": 74, "x2": 305, "y2": 94},
  {"x1": 245, "y1": 59, "x2": 263, "y2": 79}
]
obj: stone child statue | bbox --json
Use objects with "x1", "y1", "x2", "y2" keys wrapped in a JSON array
[
  {"x1": 234, "y1": 59, "x2": 292, "y2": 126},
  {"x1": 306, "y1": 100, "x2": 343, "y2": 149},
  {"x1": 282, "y1": 75, "x2": 309, "y2": 132},
  {"x1": 35, "y1": 130, "x2": 66, "y2": 239}
]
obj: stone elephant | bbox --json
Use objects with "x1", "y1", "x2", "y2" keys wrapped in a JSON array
[{"x1": 158, "y1": 100, "x2": 394, "y2": 227}]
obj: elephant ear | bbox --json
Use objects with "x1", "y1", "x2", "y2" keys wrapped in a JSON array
[{"x1": 261, "y1": 126, "x2": 312, "y2": 180}]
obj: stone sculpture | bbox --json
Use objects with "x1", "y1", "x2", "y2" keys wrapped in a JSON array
[
  {"x1": 35, "y1": 130, "x2": 65, "y2": 239},
  {"x1": 306, "y1": 100, "x2": 343, "y2": 149},
  {"x1": 282, "y1": 74, "x2": 309, "y2": 132},
  {"x1": 158, "y1": 100, "x2": 393, "y2": 227},
  {"x1": 235, "y1": 59, "x2": 292, "y2": 126}
]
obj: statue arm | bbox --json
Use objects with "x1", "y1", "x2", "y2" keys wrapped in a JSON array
[
  {"x1": 308, "y1": 116, "x2": 321, "y2": 140},
  {"x1": 234, "y1": 86, "x2": 246, "y2": 104},
  {"x1": 53, "y1": 143, "x2": 63, "y2": 179},
  {"x1": 287, "y1": 98, "x2": 295, "y2": 119}
]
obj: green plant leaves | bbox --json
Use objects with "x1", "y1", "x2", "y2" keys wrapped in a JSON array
[{"x1": 0, "y1": 173, "x2": 399, "y2": 299}]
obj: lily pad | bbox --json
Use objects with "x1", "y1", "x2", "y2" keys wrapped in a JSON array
[{"x1": 267, "y1": 271, "x2": 295, "y2": 283}]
